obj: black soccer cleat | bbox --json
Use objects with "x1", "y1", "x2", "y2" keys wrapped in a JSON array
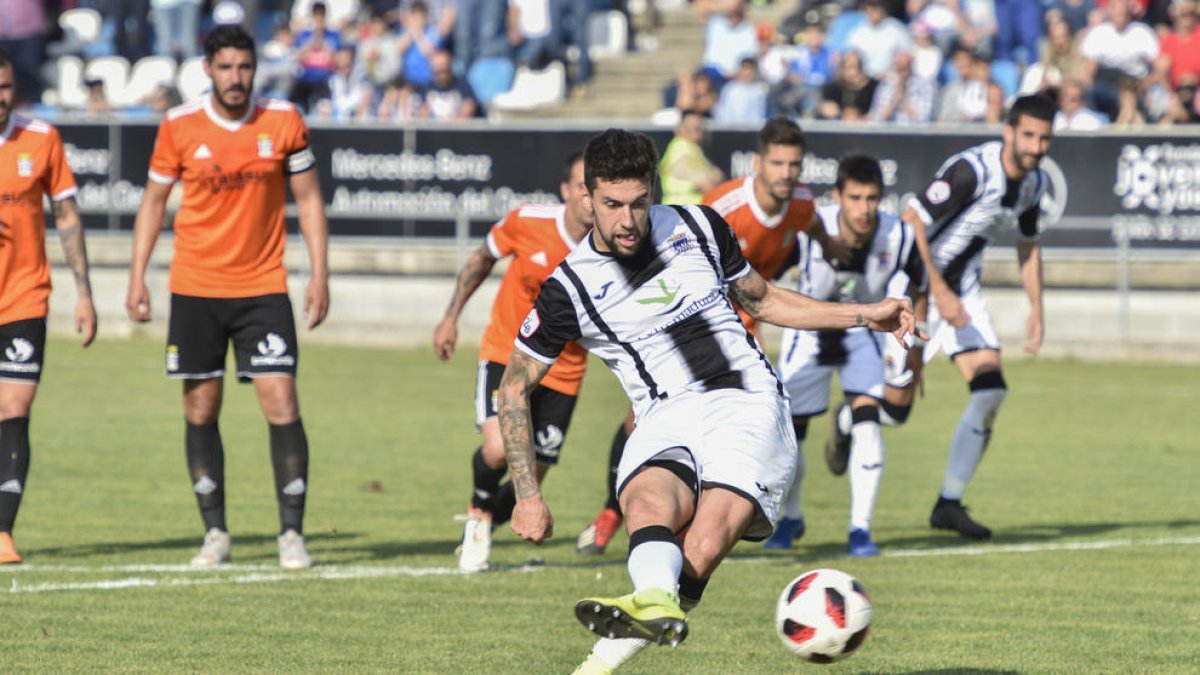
[
  {"x1": 930, "y1": 497, "x2": 992, "y2": 540},
  {"x1": 824, "y1": 403, "x2": 851, "y2": 476}
]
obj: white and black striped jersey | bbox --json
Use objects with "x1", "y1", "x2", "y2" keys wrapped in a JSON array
[
  {"x1": 517, "y1": 204, "x2": 782, "y2": 418},
  {"x1": 908, "y1": 140, "x2": 1046, "y2": 295},
  {"x1": 796, "y1": 204, "x2": 924, "y2": 305},
  {"x1": 784, "y1": 205, "x2": 924, "y2": 365}
]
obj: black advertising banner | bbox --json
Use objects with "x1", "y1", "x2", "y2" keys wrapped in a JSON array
[{"x1": 45, "y1": 121, "x2": 1200, "y2": 249}]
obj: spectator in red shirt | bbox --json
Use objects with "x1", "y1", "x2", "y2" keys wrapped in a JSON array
[{"x1": 1155, "y1": 0, "x2": 1200, "y2": 91}]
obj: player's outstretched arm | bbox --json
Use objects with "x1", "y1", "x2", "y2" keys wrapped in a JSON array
[
  {"x1": 902, "y1": 206, "x2": 969, "y2": 328},
  {"x1": 1017, "y1": 239, "x2": 1044, "y2": 355},
  {"x1": 127, "y1": 180, "x2": 173, "y2": 323},
  {"x1": 290, "y1": 170, "x2": 330, "y2": 329},
  {"x1": 53, "y1": 197, "x2": 96, "y2": 347},
  {"x1": 498, "y1": 348, "x2": 554, "y2": 544},
  {"x1": 433, "y1": 243, "x2": 498, "y2": 361},
  {"x1": 729, "y1": 268, "x2": 922, "y2": 344}
]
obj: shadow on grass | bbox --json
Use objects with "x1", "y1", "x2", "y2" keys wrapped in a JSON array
[
  {"x1": 28, "y1": 530, "x2": 360, "y2": 560},
  {"x1": 876, "y1": 516, "x2": 1200, "y2": 551},
  {"x1": 854, "y1": 670, "x2": 1021, "y2": 675}
]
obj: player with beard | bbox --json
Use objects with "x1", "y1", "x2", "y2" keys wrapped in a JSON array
[
  {"x1": 126, "y1": 25, "x2": 330, "y2": 569},
  {"x1": 501, "y1": 129, "x2": 920, "y2": 673},
  {"x1": 901, "y1": 94, "x2": 1057, "y2": 540},
  {"x1": 574, "y1": 118, "x2": 850, "y2": 558},
  {"x1": 0, "y1": 47, "x2": 97, "y2": 564}
]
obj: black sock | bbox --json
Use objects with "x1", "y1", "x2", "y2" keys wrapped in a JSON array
[
  {"x1": 186, "y1": 421, "x2": 226, "y2": 533},
  {"x1": 471, "y1": 447, "x2": 506, "y2": 513},
  {"x1": 678, "y1": 571, "x2": 710, "y2": 612},
  {"x1": 605, "y1": 423, "x2": 627, "y2": 514},
  {"x1": 0, "y1": 418, "x2": 31, "y2": 533},
  {"x1": 270, "y1": 419, "x2": 309, "y2": 535},
  {"x1": 493, "y1": 481, "x2": 515, "y2": 526}
]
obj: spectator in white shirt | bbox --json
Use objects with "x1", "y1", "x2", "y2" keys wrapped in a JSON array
[
  {"x1": 1053, "y1": 77, "x2": 1107, "y2": 130},
  {"x1": 1079, "y1": 0, "x2": 1158, "y2": 119},
  {"x1": 846, "y1": 0, "x2": 913, "y2": 79}
]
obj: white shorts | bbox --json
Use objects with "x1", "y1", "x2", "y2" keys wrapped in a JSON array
[
  {"x1": 778, "y1": 328, "x2": 884, "y2": 417},
  {"x1": 617, "y1": 389, "x2": 796, "y2": 541},
  {"x1": 926, "y1": 286, "x2": 1001, "y2": 359}
]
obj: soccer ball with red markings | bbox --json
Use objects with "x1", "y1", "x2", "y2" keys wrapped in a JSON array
[{"x1": 775, "y1": 568, "x2": 872, "y2": 663}]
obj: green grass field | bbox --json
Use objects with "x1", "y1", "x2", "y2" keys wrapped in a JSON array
[{"x1": 4, "y1": 337, "x2": 1199, "y2": 673}]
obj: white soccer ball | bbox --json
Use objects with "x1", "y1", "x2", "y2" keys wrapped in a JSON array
[{"x1": 775, "y1": 568, "x2": 873, "y2": 663}]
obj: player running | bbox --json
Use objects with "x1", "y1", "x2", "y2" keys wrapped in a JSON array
[
  {"x1": 434, "y1": 153, "x2": 593, "y2": 573},
  {"x1": 902, "y1": 94, "x2": 1057, "y2": 539},
  {"x1": 500, "y1": 129, "x2": 919, "y2": 674},
  {"x1": 126, "y1": 25, "x2": 330, "y2": 569},
  {"x1": 770, "y1": 154, "x2": 925, "y2": 556},
  {"x1": 0, "y1": 48, "x2": 97, "y2": 564},
  {"x1": 574, "y1": 118, "x2": 849, "y2": 557}
]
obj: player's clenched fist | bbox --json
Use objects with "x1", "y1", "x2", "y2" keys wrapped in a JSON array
[{"x1": 512, "y1": 496, "x2": 554, "y2": 544}]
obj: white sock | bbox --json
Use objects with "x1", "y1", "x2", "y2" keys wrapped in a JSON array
[
  {"x1": 590, "y1": 637, "x2": 651, "y2": 669},
  {"x1": 837, "y1": 405, "x2": 852, "y2": 435},
  {"x1": 941, "y1": 387, "x2": 1006, "y2": 499},
  {"x1": 627, "y1": 540, "x2": 682, "y2": 594},
  {"x1": 848, "y1": 421, "x2": 884, "y2": 532},
  {"x1": 781, "y1": 439, "x2": 806, "y2": 520}
]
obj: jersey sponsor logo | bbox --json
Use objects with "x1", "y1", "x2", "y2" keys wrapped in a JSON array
[
  {"x1": 166, "y1": 344, "x2": 180, "y2": 372},
  {"x1": 642, "y1": 289, "x2": 724, "y2": 339},
  {"x1": 250, "y1": 332, "x2": 295, "y2": 367},
  {"x1": 636, "y1": 279, "x2": 681, "y2": 307},
  {"x1": 926, "y1": 180, "x2": 951, "y2": 204},
  {"x1": 535, "y1": 424, "x2": 564, "y2": 457},
  {"x1": 204, "y1": 168, "x2": 272, "y2": 195},
  {"x1": 530, "y1": 251, "x2": 548, "y2": 267},
  {"x1": 257, "y1": 134, "x2": 274, "y2": 158},
  {"x1": 520, "y1": 308, "x2": 540, "y2": 337},
  {"x1": 592, "y1": 281, "x2": 613, "y2": 300},
  {"x1": 194, "y1": 144, "x2": 213, "y2": 160},
  {"x1": 16, "y1": 153, "x2": 33, "y2": 178}
]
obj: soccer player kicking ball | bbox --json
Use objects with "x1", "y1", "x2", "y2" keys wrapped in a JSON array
[
  {"x1": 0, "y1": 48, "x2": 97, "y2": 564},
  {"x1": 126, "y1": 25, "x2": 330, "y2": 569},
  {"x1": 772, "y1": 154, "x2": 925, "y2": 557},
  {"x1": 433, "y1": 153, "x2": 593, "y2": 573},
  {"x1": 901, "y1": 94, "x2": 1057, "y2": 539},
  {"x1": 498, "y1": 129, "x2": 921, "y2": 673}
]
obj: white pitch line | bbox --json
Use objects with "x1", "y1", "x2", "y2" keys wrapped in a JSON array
[{"x1": 5, "y1": 535, "x2": 1200, "y2": 594}]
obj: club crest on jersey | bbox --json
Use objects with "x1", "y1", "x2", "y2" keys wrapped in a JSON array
[
  {"x1": 16, "y1": 153, "x2": 33, "y2": 178},
  {"x1": 257, "y1": 134, "x2": 274, "y2": 158},
  {"x1": 520, "y1": 308, "x2": 541, "y2": 337},
  {"x1": 666, "y1": 232, "x2": 694, "y2": 254},
  {"x1": 926, "y1": 180, "x2": 951, "y2": 204}
]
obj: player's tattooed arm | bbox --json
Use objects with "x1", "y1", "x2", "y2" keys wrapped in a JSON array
[
  {"x1": 53, "y1": 197, "x2": 97, "y2": 346},
  {"x1": 498, "y1": 349, "x2": 555, "y2": 543},
  {"x1": 53, "y1": 198, "x2": 92, "y2": 298},
  {"x1": 434, "y1": 244, "x2": 499, "y2": 360},
  {"x1": 728, "y1": 268, "x2": 770, "y2": 318}
]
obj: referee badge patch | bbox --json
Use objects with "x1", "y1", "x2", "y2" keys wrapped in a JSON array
[
  {"x1": 926, "y1": 180, "x2": 951, "y2": 204},
  {"x1": 520, "y1": 309, "x2": 540, "y2": 337}
]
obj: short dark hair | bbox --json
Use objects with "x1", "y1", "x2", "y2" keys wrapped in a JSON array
[
  {"x1": 561, "y1": 151, "x2": 584, "y2": 185},
  {"x1": 312, "y1": 2, "x2": 328, "y2": 16},
  {"x1": 204, "y1": 24, "x2": 256, "y2": 62},
  {"x1": 583, "y1": 129, "x2": 659, "y2": 192},
  {"x1": 1006, "y1": 94, "x2": 1057, "y2": 127},
  {"x1": 757, "y1": 117, "x2": 804, "y2": 155},
  {"x1": 835, "y1": 153, "x2": 884, "y2": 191},
  {"x1": 0, "y1": 45, "x2": 10, "y2": 70}
]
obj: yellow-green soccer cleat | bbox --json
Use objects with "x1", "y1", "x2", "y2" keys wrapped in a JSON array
[{"x1": 574, "y1": 588, "x2": 689, "y2": 647}]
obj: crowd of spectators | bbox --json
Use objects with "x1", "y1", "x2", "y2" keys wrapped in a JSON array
[
  {"x1": 0, "y1": 0, "x2": 607, "y2": 120},
  {"x1": 676, "y1": 0, "x2": 1200, "y2": 127}
]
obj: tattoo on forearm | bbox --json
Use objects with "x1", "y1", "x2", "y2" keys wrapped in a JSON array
[
  {"x1": 497, "y1": 357, "x2": 547, "y2": 500},
  {"x1": 855, "y1": 312, "x2": 865, "y2": 327},
  {"x1": 729, "y1": 279, "x2": 763, "y2": 317},
  {"x1": 444, "y1": 251, "x2": 494, "y2": 315},
  {"x1": 55, "y1": 213, "x2": 92, "y2": 298}
]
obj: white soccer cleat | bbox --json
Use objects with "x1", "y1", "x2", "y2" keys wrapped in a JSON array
[
  {"x1": 190, "y1": 528, "x2": 232, "y2": 567},
  {"x1": 278, "y1": 529, "x2": 312, "y2": 570},
  {"x1": 457, "y1": 509, "x2": 492, "y2": 573}
]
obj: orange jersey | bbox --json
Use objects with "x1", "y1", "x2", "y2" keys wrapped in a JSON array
[
  {"x1": 0, "y1": 116, "x2": 78, "y2": 325},
  {"x1": 148, "y1": 95, "x2": 315, "y2": 298},
  {"x1": 704, "y1": 176, "x2": 815, "y2": 334},
  {"x1": 481, "y1": 204, "x2": 587, "y2": 395}
]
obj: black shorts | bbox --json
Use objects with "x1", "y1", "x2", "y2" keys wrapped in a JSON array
[
  {"x1": 0, "y1": 318, "x2": 47, "y2": 383},
  {"x1": 475, "y1": 360, "x2": 578, "y2": 465},
  {"x1": 167, "y1": 293, "x2": 299, "y2": 382}
]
